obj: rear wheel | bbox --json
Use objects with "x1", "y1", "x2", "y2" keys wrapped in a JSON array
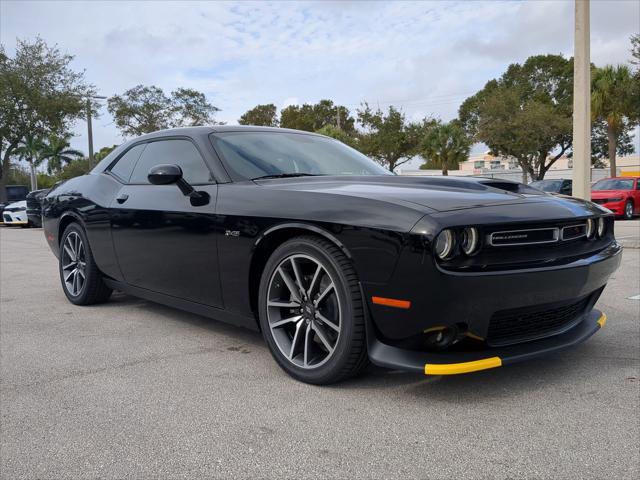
[
  {"x1": 623, "y1": 200, "x2": 634, "y2": 220},
  {"x1": 59, "y1": 223, "x2": 112, "y2": 305},
  {"x1": 258, "y1": 236, "x2": 368, "y2": 384}
]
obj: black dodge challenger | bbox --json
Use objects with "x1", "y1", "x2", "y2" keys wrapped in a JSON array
[{"x1": 43, "y1": 126, "x2": 621, "y2": 384}]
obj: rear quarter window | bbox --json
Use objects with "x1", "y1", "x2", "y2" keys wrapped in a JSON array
[{"x1": 108, "y1": 144, "x2": 147, "y2": 182}]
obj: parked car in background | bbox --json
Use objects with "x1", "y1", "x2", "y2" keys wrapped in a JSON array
[
  {"x1": 0, "y1": 185, "x2": 29, "y2": 223},
  {"x1": 2, "y1": 200, "x2": 29, "y2": 226},
  {"x1": 529, "y1": 178, "x2": 573, "y2": 196},
  {"x1": 591, "y1": 177, "x2": 640, "y2": 220},
  {"x1": 26, "y1": 188, "x2": 50, "y2": 228},
  {"x1": 43, "y1": 126, "x2": 620, "y2": 384}
]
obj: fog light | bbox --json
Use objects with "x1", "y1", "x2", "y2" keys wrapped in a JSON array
[
  {"x1": 434, "y1": 229, "x2": 455, "y2": 259},
  {"x1": 460, "y1": 227, "x2": 479, "y2": 256},
  {"x1": 586, "y1": 218, "x2": 595, "y2": 239},
  {"x1": 597, "y1": 217, "x2": 606, "y2": 237}
]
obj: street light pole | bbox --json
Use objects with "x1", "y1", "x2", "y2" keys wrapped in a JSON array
[{"x1": 572, "y1": 0, "x2": 591, "y2": 200}]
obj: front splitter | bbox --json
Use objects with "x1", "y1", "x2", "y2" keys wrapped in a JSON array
[{"x1": 367, "y1": 309, "x2": 606, "y2": 375}]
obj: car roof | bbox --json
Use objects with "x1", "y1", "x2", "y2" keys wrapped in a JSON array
[
  {"x1": 132, "y1": 125, "x2": 324, "y2": 141},
  {"x1": 597, "y1": 176, "x2": 639, "y2": 180}
]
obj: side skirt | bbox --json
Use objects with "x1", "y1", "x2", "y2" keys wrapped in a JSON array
[{"x1": 103, "y1": 278, "x2": 259, "y2": 331}]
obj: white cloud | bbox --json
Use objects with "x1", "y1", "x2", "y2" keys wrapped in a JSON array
[{"x1": 1, "y1": 0, "x2": 638, "y2": 158}]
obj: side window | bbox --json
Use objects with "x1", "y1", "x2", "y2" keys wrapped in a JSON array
[
  {"x1": 636, "y1": 180, "x2": 640, "y2": 190},
  {"x1": 129, "y1": 139, "x2": 213, "y2": 185},
  {"x1": 108, "y1": 143, "x2": 146, "y2": 182}
]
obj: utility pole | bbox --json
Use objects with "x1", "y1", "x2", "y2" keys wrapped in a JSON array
[
  {"x1": 336, "y1": 107, "x2": 341, "y2": 130},
  {"x1": 86, "y1": 98, "x2": 95, "y2": 170},
  {"x1": 79, "y1": 94, "x2": 107, "y2": 170},
  {"x1": 572, "y1": 0, "x2": 591, "y2": 200}
]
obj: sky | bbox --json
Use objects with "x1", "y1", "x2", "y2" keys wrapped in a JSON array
[{"x1": 1, "y1": 0, "x2": 639, "y2": 168}]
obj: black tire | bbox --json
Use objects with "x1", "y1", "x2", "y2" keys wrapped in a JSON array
[
  {"x1": 623, "y1": 200, "x2": 634, "y2": 220},
  {"x1": 59, "y1": 223, "x2": 112, "y2": 305},
  {"x1": 258, "y1": 235, "x2": 368, "y2": 384}
]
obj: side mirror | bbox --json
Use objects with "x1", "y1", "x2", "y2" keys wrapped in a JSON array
[
  {"x1": 148, "y1": 164, "x2": 183, "y2": 185},
  {"x1": 147, "y1": 164, "x2": 210, "y2": 206}
]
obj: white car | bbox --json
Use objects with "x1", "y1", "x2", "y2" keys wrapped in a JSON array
[{"x1": 2, "y1": 200, "x2": 29, "y2": 226}]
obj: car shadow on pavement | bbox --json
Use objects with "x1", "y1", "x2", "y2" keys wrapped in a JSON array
[
  {"x1": 106, "y1": 291, "x2": 266, "y2": 348},
  {"x1": 103, "y1": 291, "x2": 609, "y2": 400}
]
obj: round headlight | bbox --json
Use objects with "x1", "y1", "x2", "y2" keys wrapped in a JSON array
[
  {"x1": 434, "y1": 229, "x2": 455, "y2": 259},
  {"x1": 597, "y1": 217, "x2": 606, "y2": 237},
  {"x1": 585, "y1": 218, "x2": 595, "y2": 239},
  {"x1": 460, "y1": 227, "x2": 479, "y2": 256}
]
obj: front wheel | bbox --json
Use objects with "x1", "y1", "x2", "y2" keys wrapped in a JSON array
[
  {"x1": 623, "y1": 200, "x2": 634, "y2": 220},
  {"x1": 258, "y1": 236, "x2": 368, "y2": 384},
  {"x1": 59, "y1": 223, "x2": 112, "y2": 305}
]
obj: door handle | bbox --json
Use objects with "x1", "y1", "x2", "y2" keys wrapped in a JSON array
[{"x1": 116, "y1": 194, "x2": 129, "y2": 204}]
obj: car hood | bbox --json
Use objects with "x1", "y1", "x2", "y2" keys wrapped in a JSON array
[
  {"x1": 255, "y1": 175, "x2": 554, "y2": 213},
  {"x1": 3, "y1": 200, "x2": 27, "y2": 210}
]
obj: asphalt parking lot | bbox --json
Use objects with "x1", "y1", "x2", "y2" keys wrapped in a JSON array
[{"x1": 1, "y1": 226, "x2": 639, "y2": 479}]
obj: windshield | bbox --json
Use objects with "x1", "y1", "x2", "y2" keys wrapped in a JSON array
[
  {"x1": 592, "y1": 179, "x2": 634, "y2": 191},
  {"x1": 211, "y1": 132, "x2": 391, "y2": 180},
  {"x1": 6, "y1": 186, "x2": 28, "y2": 201},
  {"x1": 530, "y1": 180, "x2": 562, "y2": 192}
]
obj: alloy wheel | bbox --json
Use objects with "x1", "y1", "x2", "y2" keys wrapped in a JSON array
[
  {"x1": 266, "y1": 254, "x2": 341, "y2": 369},
  {"x1": 61, "y1": 231, "x2": 87, "y2": 297},
  {"x1": 626, "y1": 201, "x2": 633, "y2": 219}
]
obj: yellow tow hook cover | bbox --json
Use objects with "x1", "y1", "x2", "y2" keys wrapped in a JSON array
[{"x1": 424, "y1": 357, "x2": 502, "y2": 375}]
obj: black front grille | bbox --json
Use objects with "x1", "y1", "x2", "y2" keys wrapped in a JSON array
[{"x1": 487, "y1": 295, "x2": 592, "y2": 346}]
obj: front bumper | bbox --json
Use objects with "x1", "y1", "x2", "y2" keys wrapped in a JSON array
[
  {"x1": 2, "y1": 211, "x2": 28, "y2": 225},
  {"x1": 368, "y1": 309, "x2": 606, "y2": 375},
  {"x1": 363, "y1": 242, "x2": 621, "y2": 342},
  {"x1": 596, "y1": 200, "x2": 625, "y2": 216}
]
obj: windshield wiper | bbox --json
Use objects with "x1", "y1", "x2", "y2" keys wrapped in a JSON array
[{"x1": 251, "y1": 173, "x2": 322, "y2": 180}]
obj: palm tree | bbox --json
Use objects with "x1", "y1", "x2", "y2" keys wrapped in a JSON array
[
  {"x1": 14, "y1": 135, "x2": 46, "y2": 190},
  {"x1": 591, "y1": 65, "x2": 635, "y2": 177},
  {"x1": 420, "y1": 121, "x2": 471, "y2": 176},
  {"x1": 40, "y1": 136, "x2": 84, "y2": 174}
]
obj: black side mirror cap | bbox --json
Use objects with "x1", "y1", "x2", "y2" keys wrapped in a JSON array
[
  {"x1": 148, "y1": 163, "x2": 210, "y2": 206},
  {"x1": 148, "y1": 164, "x2": 183, "y2": 185}
]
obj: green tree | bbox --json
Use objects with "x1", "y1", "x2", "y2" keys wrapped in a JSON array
[
  {"x1": 590, "y1": 119, "x2": 635, "y2": 168},
  {"x1": 420, "y1": 121, "x2": 471, "y2": 176},
  {"x1": 95, "y1": 145, "x2": 118, "y2": 162},
  {"x1": 459, "y1": 55, "x2": 573, "y2": 180},
  {"x1": 280, "y1": 100, "x2": 355, "y2": 133},
  {"x1": 238, "y1": 103, "x2": 279, "y2": 126},
  {"x1": 171, "y1": 87, "x2": 221, "y2": 127},
  {"x1": 14, "y1": 135, "x2": 47, "y2": 190},
  {"x1": 356, "y1": 104, "x2": 432, "y2": 172},
  {"x1": 0, "y1": 37, "x2": 92, "y2": 201},
  {"x1": 55, "y1": 157, "x2": 91, "y2": 181},
  {"x1": 315, "y1": 124, "x2": 358, "y2": 148},
  {"x1": 40, "y1": 135, "x2": 84, "y2": 174},
  {"x1": 107, "y1": 85, "x2": 220, "y2": 137},
  {"x1": 591, "y1": 65, "x2": 636, "y2": 177}
]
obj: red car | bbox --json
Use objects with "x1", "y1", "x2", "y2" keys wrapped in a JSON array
[{"x1": 591, "y1": 177, "x2": 640, "y2": 219}]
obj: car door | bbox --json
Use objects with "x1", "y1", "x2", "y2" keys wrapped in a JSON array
[
  {"x1": 633, "y1": 178, "x2": 640, "y2": 213},
  {"x1": 109, "y1": 137, "x2": 223, "y2": 308}
]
